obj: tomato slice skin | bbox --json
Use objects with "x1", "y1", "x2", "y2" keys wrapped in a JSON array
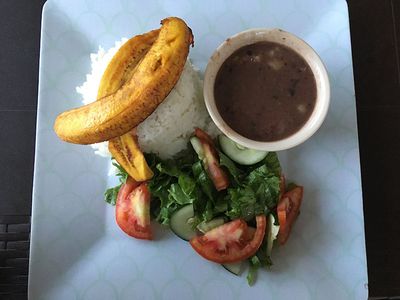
[
  {"x1": 244, "y1": 227, "x2": 256, "y2": 241},
  {"x1": 202, "y1": 142, "x2": 230, "y2": 191},
  {"x1": 279, "y1": 174, "x2": 286, "y2": 199},
  {"x1": 277, "y1": 186, "x2": 303, "y2": 245},
  {"x1": 195, "y1": 127, "x2": 215, "y2": 146},
  {"x1": 116, "y1": 181, "x2": 152, "y2": 240},
  {"x1": 190, "y1": 215, "x2": 267, "y2": 263},
  {"x1": 194, "y1": 128, "x2": 229, "y2": 191},
  {"x1": 117, "y1": 177, "x2": 140, "y2": 201}
]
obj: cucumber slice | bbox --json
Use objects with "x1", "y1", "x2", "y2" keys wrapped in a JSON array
[
  {"x1": 219, "y1": 135, "x2": 268, "y2": 165},
  {"x1": 190, "y1": 136, "x2": 204, "y2": 159},
  {"x1": 267, "y1": 214, "x2": 280, "y2": 256},
  {"x1": 222, "y1": 261, "x2": 244, "y2": 276},
  {"x1": 196, "y1": 217, "x2": 225, "y2": 233},
  {"x1": 170, "y1": 204, "x2": 197, "y2": 241}
]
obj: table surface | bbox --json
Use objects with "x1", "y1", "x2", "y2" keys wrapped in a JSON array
[{"x1": 0, "y1": 0, "x2": 399, "y2": 299}]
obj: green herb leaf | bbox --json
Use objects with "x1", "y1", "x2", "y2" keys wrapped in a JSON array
[
  {"x1": 263, "y1": 152, "x2": 281, "y2": 176},
  {"x1": 248, "y1": 165, "x2": 281, "y2": 209},
  {"x1": 256, "y1": 239, "x2": 274, "y2": 268},
  {"x1": 192, "y1": 161, "x2": 216, "y2": 201},
  {"x1": 104, "y1": 184, "x2": 121, "y2": 206},
  {"x1": 168, "y1": 183, "x2": 192, "y2": 205},
  {"x1": 112, "y1": 161, "x2": 129, "y2": 184},
  {"x1": 156, "y1": 160, "x2": 182, "y2": 177},
  {"x1": 202, "y1": 200, "x2": 215, "y2": 222},
  {"x1": 247, "y1": 256, "x2": 261, "y2": 286},
  {"x1": 103, "y1": 160, "x2": 129, "y2": 206},
  {"x1": 226, "y1": 160, "x2": 281, "y2": 219},
  {"x1": 214, "y1": 194, "x2": 228, "y2": 214},
  {"x1": 147, "y1": 150, "x2": 211, "y2": 225},
  {"x1": 178, "y1": 174, "x2": 197, "y2": 199},
  {"x1": 219, "y1": 151, "x2": 242, "y2": 184},
  {"x1": 226, "y1": 185, "x2": 259, "y2": 220}
]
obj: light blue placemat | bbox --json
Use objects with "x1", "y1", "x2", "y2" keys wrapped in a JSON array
[{"x1": 29, "y1": 0, "x2": 368, "y2": 299}]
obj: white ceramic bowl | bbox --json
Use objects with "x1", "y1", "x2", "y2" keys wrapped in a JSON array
[{"x1": 203, "y1": 28, "x2": 330, "y2": 151}]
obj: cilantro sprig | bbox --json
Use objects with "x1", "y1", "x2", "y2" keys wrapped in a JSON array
[{"x1": 104, "y1": 160, "x2": 129, "y2": 205}]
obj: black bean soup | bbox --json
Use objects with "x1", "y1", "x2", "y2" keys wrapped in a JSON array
[{"x1": 214, "y1": 41, "x2": 317, "y2": 142}]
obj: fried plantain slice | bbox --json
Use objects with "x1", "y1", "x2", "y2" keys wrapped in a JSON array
[
  {"x1": 96, "y1": 30, "x2": 156, "y2": 181},
  {"x1": 54, "y1": 17, "x2": 193, "y2": 144},
  {"x1": 96, "y1": 29, "x2": 159, "y2": 99},
  {"x1": 108, "y1": 130, "x2": 153, "y2": 181}
]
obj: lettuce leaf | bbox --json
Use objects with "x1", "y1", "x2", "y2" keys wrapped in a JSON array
[
  {"x1": 263, "y1": 152, "x2": 281, "y2": 176},
  {"x1": 192, "y1": 161, "x2": 216, "y2": 201},
  {"x1": 247, "y1": 256, "x2": 261, "y2": 286},
  {"x1": 145, "y1": 140, "x2": 282, "y2": 229},
  {"x1": 226, "y1": 163, "x2": 281, "y2": 220},
  {"x1": 219, "y1": 151, "x2": 242, "y2": 184},
  {"x1": 104, "y1": 160, "x2": 129, "y2": 205},
  {"x1": 147, "y1": 148, "x2": 219, "y2": 225}
]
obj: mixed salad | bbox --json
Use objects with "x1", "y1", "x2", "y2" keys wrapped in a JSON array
[{"x1": 105, "y1": 128, "x2": 303, "y2": 285}]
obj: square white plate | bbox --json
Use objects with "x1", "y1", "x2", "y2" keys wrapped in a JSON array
[{"x1": 29, "y1": 0, "x2": 368, "y2": 299}]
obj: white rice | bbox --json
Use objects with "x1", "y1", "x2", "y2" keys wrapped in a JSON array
[{"x1": 76, "y1": 38, "x2": 219, "y2": 160}]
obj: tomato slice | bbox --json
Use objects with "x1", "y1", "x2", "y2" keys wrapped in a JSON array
[
  {"x1": 279, "y1": 174, "x2": 286, "y2": 199},
  {"x1": 244, "y1": 226, "x2": 256, "y2": 241},
  {"x1": 202, "y1": 142, "x2": 230, "y2": 191},
  {"x1": 194, "y1": 128, "x2": 229, "y2": 191},
  {"x1": 117, "y1": 177, "x2": 140, "y2": 201},
  {"x1": 195, "y1": 127, "x2": 215, "y2": 146},
  {"x1": 190, "y1": 215, "x2": 267, "y2": 263},
  {"x1": 116, "y1": 181, "x2": 152, "y2": 240},
  {"x1": 277, "y1": 186, "x2": 303, "y2": 245}
]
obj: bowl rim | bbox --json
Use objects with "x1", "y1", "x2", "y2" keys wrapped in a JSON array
[{"x1": 203, "y1": 28, "x2": 330, "y2": 151}]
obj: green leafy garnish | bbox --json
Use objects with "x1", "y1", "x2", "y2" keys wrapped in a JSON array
[
  {"x1": 146, "y1": 138, "x2": 282, "y2": 227},
  {"x1": 262, "y1": 152, "x2": 281, "y2": 176},
  {"x1": 219, "y1": 151, "x2": 242, "y2": 184},
  {"x1": 255, "y1": 239, "x2": 274, "y2": 269},
  {"x1": 113, "y1": 161, "x2": 129, "y2": 183},
  {"x1": 226, "y1": 164, "x2": 281, "y2": 220},
  {"x1": 192, "y1": 161, "x2": 216, "y2": 201},
  {"x1": 104, "y1": 160, "x2": 129, "y2": 205},
  {"x1": 146, "y1": 148, "x2": 206, "y2": 225},
  {"x1": 247, "y1": 256, "x2": 262, "y2": 286},
  {"x1": 104, "y1": 186, "x2": 120, "y2": 206}
]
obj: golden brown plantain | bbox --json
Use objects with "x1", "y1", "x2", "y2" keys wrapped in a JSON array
[
  {"x1": 54, "y1": 17, "x2": 193, "y2": 144},
  {"x1": 96, "y1": 29, "x2": 159, "y2": 99},
  {"x1": 108, "y1": 130, "x2": 153, "y2": 181},
  {"x1": 96, "y1": 31, "x2": 156, "y2": 181}
]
